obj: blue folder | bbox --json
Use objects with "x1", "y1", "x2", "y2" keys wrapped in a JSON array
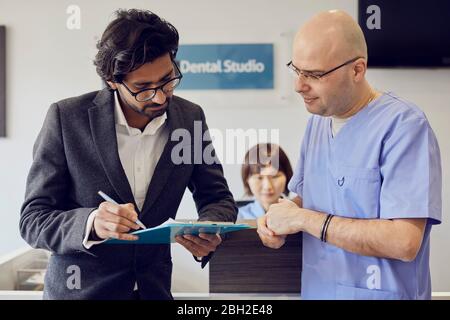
[{"x1": 105, "y1": 220, "x2": 255, "y2": 244}]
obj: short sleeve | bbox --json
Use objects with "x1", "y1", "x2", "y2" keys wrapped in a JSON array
[
  {"x1": 379, "y1": 118, "x2": 442, "y2": 224},
  {"x1": 288, "y1": 148, "x2": 305, "y2": 198},
  {"x1": 288, "y1": 119, "x2": 312, "y2": 198}
]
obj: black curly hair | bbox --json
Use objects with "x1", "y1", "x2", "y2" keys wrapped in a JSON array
[{"x1": 94, "y1": 9, "x2": 179, "y2": 84}]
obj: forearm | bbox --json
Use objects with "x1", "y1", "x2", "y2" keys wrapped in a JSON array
[{"x1": 300, "y1": 209, "x2": 425, "y2": 262}]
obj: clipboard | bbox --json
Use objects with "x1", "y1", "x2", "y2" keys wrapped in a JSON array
[{"x1": 105, "y1": 219, "x2": 255, "y2": 244}]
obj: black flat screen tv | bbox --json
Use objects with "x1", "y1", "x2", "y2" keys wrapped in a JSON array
[{"x1": 358, "y1": 0, "x2": 450, "y2": 68}]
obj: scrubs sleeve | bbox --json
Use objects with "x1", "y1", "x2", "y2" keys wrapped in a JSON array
[
  {"x1": 288, "y1": 120, "x2": 312, "y2": 198},
  {"x1": 379, "y1": 117, "x2": 441, "y2": 224}
]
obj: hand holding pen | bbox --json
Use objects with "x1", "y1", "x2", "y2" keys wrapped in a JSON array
[
  {"x1": 91, "y1": 191, "x2": 146, "y2": 241},
  {"x1": 98, "y1": 191, "x2": 146, "y2": 229}
]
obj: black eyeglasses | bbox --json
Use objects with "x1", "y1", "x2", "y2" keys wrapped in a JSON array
[
  {"x1": 121, "y1": 61, "x2": 183, "y2": 102},
  {"x1": 287, "y1": 57, "x2": 363, "y2": 81}
]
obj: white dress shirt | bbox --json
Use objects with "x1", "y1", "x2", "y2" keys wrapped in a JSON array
[{"x1": 83, "y1": 91, "x2": 169, "y2": 249}]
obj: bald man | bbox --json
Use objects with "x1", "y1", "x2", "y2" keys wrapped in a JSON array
[{"x1": 257, "y1": 10, "x2": 442, "y2": 300}]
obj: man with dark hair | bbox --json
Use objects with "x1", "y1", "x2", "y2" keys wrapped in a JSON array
[{"x1": 20, "y1": 9, "x2": 237, "y2": 300}]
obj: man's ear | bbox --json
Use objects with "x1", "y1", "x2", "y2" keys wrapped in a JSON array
[
  {"x1": 107, "y1": 81, "x2": 118, "y2": 90},
  {"x1": 353, "y1": 59, "x2": 367, "y2": 83}
]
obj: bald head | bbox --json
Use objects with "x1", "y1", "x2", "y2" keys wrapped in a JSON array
[
  {"x1": 290, "y1": 10, "x2": 376, "y2": 119},
  {"x1": 294, "y1": 10, "x2": 367, "y2": 67}
]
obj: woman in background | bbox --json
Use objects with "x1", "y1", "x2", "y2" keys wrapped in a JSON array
[{"x1": 238, "y1": 143, "x2": 293, "y2": 220}]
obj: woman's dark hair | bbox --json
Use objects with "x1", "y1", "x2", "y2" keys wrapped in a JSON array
[
  {"x1": 241, "y1": 143, "x2": 293, "y2": 196},
  {"x1": 94, "y1": 9, "x2": 179, "y2": 83}
]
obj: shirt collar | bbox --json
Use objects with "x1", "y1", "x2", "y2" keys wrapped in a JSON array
[
  {"x1": 114, "y1": 90, "x2": 167, "y2": 136},
  {"x1": 250, "y1": 200, "x2": 266, "y2": 216}
]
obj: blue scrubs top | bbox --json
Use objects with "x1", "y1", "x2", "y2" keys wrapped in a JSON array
[
  {"x1": 288, "y1": 92, "x2": 442, "y2": 300},
  {"x1": 238, "y1": 200, "x2": 266, "y2": 220}
]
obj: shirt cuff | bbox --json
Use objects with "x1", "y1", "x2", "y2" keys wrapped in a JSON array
[{"x1": 82, "y1": 209, "x2": 106, "y2": 249}]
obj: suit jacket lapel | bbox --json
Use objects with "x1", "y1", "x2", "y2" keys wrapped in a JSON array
[
  {"x1": 140, "y1": 98, "x2": 183, "y2": 216},
  {"x1": 88, "y1": 89, "x2": 137, "y2": 209}
]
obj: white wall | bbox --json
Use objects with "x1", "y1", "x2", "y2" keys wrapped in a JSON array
[{"x1": 0, "y1": 0, "x2": 448, "y2": 292}]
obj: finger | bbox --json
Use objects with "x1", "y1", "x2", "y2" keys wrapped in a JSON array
[
  {"x1": 268, "y1": 240, "x2": 284, "y2": 249},
  {"x1": 122, "y1": 203, "x2": 139, "y2": 218},
  {"x1": 183, "y1": 234, "x2": 213, "y2": 250},
  {"x1": 257, "y1": 216, "x2": 274, "y2": 236},
  {"x1": 98, "y1": 201, "x2": 138, "y2": 222},
  {"x1": 99, "y1": 201, "x2": 121, "y2": 215},
  {"x1": 186, "y1": 234, "x2": 219, "y2": 249},
  {"x1": 102, "y1": 212, "x2": 140, "y2": 230},
  {"x1": 176, "y1": 235, "x2": 191, "y2": 247},
  {"x1": 180, "y1": 236, "x2": 210, "y2": 256},
  {"x1": 98, "y1": 212, "x2": 139, "y2": 230},
  {"x1": 103, "y1": 221, "x2": 131, "y2": 233},
  {"x1": 256, "y1": 228, "x2": 271, "y2": 242},
  {"x1": 198, "y1": 233, "x2": 221, "y2": 245},
  {"x1": 256, "y1": 228, "x2": 272, "y2": 242},
  {"x1": 117, "y1": 204, "x2": 139, "y2": 221},
  {"x1": 257, "y1": 230, "x2": 284, "y2": 249},
  {"x1": 175, "y1": 236, "x2": 205, "y2": 256},
  {"x1": 256, "y1": 228, "x2": 283, "y2": 243},
  {"x1": 108, "y1": 231, "x2": 139, "y2": 241}
]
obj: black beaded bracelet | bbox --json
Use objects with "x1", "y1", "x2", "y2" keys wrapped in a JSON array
[{"x1": 320, "y1": 214, "x2": 334, "y2": 242}]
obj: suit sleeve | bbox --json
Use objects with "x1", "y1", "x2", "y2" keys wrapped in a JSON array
[
  {"x1": 187, "y1": 107, "x2": 238, "y2": 223},
  {"x1": 20, "y1": 103, "x2": 96, "y2": 255}
]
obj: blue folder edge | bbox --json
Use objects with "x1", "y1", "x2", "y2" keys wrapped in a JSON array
[{"x1": 105, "y1": 222, "x2": 255, "y2": 244}]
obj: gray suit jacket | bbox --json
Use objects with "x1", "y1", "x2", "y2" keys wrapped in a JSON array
[{"x1": 20, "y1": 88, "x2": 237, "y2": 300}]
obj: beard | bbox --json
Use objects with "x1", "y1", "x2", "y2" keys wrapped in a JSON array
[
  {"x1": 127, "y1": 96, "x2": 172, "y2": 120},
  {"x1": 142, "y1": 100, "x2": 169, "y2": 118}
]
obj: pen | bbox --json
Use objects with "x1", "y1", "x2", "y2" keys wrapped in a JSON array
[{"x1": 97, "y1": 190, "x2": 147, "y2": 229}]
